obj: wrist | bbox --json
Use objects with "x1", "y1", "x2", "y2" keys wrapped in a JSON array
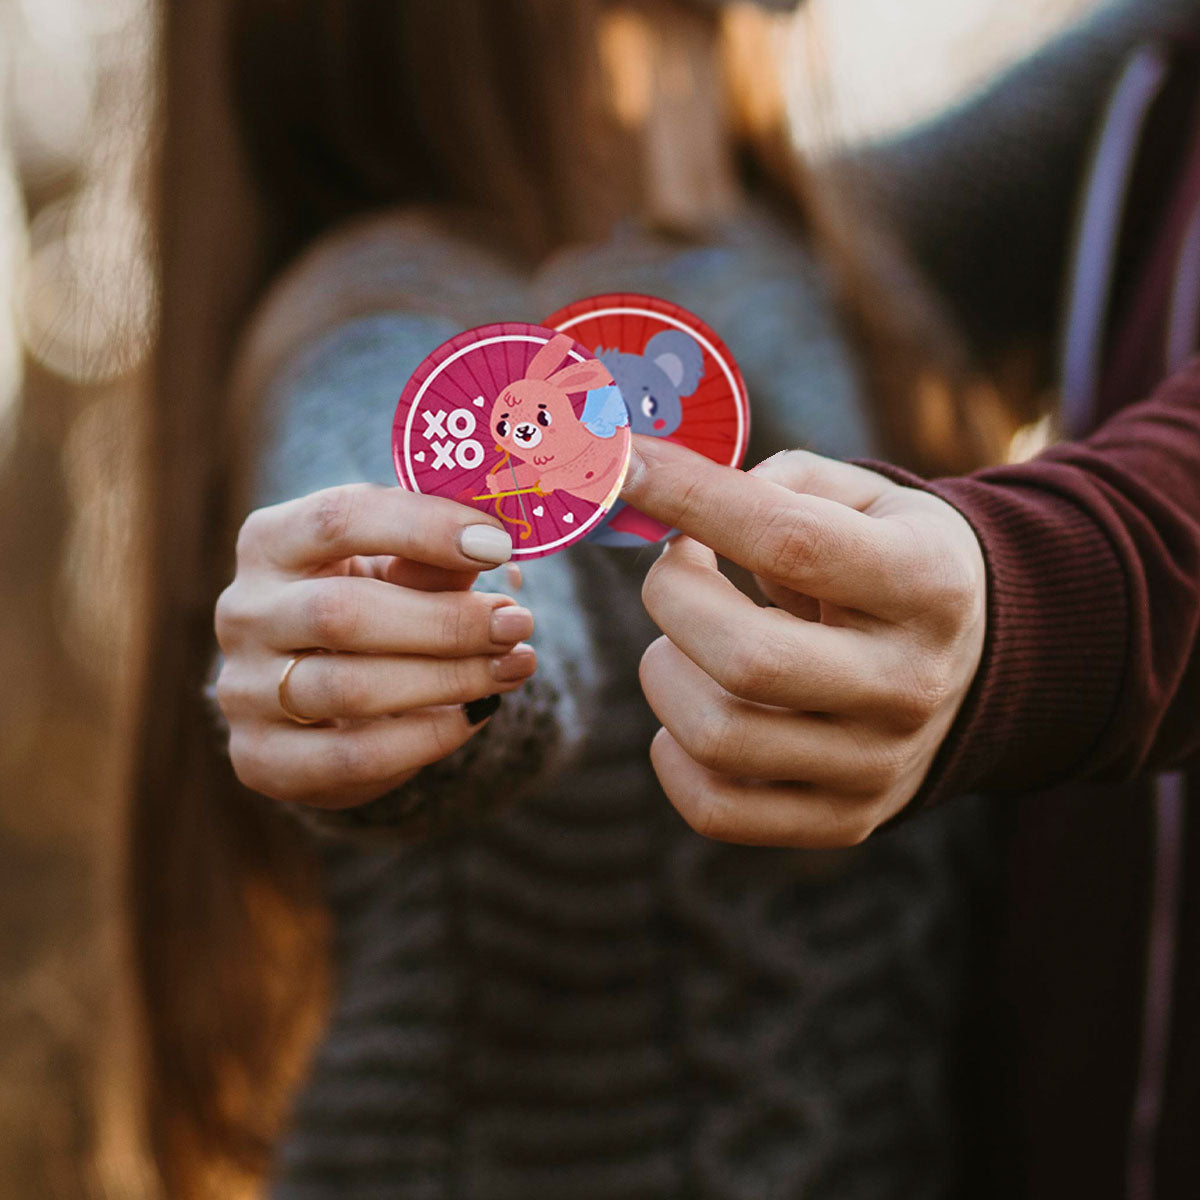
[{"x1": 857, "y1": 458, "x2": 1129, "y2": 804}]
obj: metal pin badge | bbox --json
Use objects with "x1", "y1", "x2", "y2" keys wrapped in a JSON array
[
  {"x1": 393, "y1": 322, "x2": 632, "y2": 559},
  {"x1": 543, "y1": 294, "x2": 750, "y2": 547}
]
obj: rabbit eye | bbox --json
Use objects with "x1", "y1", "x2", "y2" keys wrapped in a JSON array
[
  {"x1": 496, "y1": 418, "x2": 509, "y2": 437},
  {"x1": 641, "y1": 395, "x2": 657, "y2": 418},
  {"x1": 537, "y1": 410, "x2": 552, "y2": 427}
]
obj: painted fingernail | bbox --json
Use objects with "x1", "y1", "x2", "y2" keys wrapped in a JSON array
[
  {"x1": 464, "y1": 694, "x2": 501, "y2": 725},
  {"x1": 490, "y1": 605, "x2": 533, "y2": 644},
  {"x1": 748, "y1": 450, "x2": 787, "y2": 476},
  {"x1": 460, "y1": 524, "x2": 513, "y2": 565},
  {"x1": 490, "y1": 644, "x2": 536, "y2": 683}
]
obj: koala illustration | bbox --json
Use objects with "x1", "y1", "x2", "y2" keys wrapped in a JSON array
[{"x1": 595, "y1": 328, "x2": 705, "y2": 438}]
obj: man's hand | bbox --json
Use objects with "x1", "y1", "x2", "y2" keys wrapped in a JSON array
[{"x1": 621, "y1": 437, "x2": 987, "y2": 848}]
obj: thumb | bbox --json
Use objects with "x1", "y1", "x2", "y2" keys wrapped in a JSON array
[{"x1": 621, "y1": 436, "x2": 912, "y2": 616}]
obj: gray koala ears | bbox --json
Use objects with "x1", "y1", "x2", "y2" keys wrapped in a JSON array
[{"x1": 644, "y1": 329, "x2": 705, "y2": 397}]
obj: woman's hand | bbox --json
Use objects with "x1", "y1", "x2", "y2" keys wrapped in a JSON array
[
  {"x1": 621, "y1": 437, "x2": 987, "y2": 848},
  {"x1": 214, "y1": 484, "x2": 536, "y2": 809}
]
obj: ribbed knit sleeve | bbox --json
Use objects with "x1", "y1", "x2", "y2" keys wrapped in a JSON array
[{"x1": 874, "y1": 357, "x2": 1200, "y2": 805}]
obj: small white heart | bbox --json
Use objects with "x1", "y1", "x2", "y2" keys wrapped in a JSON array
[
  {"x1": 473, "y1": 395, "x2": 486, "y2": 407},
  {"x1": 563, "y1": 512, "x2": 575, "y2": 524},
  {"x1": 532, "y1": 505, "x2": 544, "y2": 517},
  {"x1": 414, "y1": 451, "x2": 426, "y2": 462}
]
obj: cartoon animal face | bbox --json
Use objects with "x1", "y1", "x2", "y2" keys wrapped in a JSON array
[
  {"x1": 492, "y1": 378, "x2": 582, "y2": 465},
  {"x1": 595, "y1": 328, "x2": 705, "y2": 437},
  {"x1": 489, "y1": 334, "x2": 615, "y2": 471}
]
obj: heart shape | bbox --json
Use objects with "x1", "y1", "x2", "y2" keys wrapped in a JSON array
[
  {"x1": 563, "y1": 512, "x2": 575, "y2": 524},
  {"x1": 414, "y1": 450, "x2": 426, "y2": 462},
  {"x1": 473, "y1": 395, "x2": 485, "y2": 407},
  {"x1": 532, "y1": 505, "x2": 544, "y2": 517}
]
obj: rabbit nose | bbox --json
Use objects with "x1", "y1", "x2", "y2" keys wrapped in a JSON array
[{"x1": 514, "y1": 422, "x2": 542, "y2": 447}]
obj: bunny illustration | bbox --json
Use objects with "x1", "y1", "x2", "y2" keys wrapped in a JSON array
[
  {"x1": 595, "y1": 328, "x2": 705, "y2": 438},
  {"x1": 485, "y1": 333, "x2": 630, "y2": 506}
]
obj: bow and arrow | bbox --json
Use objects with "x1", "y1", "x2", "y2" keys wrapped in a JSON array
[{"x1": 471, "y1": 443, "x2": 544, "y2": 542}]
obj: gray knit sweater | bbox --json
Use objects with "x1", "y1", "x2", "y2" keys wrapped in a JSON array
[{"x1": 249, "y1": 206, "x2": 990, "y2": 1200}]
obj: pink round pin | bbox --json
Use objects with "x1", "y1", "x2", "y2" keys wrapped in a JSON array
[
  {"x1": 392, "y1": 322, "x2": 632, "y2": 559},
  {"x1": 544, "y1": 294, "x2": 750, "y2": 547}
]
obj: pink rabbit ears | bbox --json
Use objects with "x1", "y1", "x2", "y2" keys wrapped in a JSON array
[
  {"x1": 524, "y1": 333, "x2": 575, "y2": 380},
  {"x1": 524, "y1": 332, "x2": 613, "y2": 393}
]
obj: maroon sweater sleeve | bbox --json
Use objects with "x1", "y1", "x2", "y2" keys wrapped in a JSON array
[{"x1": 879, "y1": 356, "x2": 1200, "y2": 805}]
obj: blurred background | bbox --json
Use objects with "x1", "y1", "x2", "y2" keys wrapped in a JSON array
[{"x1": 0, "y1": 0, "x2": 1100, "y2": 1195}]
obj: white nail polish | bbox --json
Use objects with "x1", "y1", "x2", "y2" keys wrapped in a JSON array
[{"x1": 460, "y1": 524, "x2": 513, "y2": 565}]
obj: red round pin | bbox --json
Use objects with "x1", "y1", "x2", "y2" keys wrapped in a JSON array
[
  {"x1": 392, "y1": 322, "x2": 632, "y2": 559},
  {"x1": 544, "y1": 293, "x2": 750, "y2": 546}
]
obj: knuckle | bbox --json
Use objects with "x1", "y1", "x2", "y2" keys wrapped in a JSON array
[
  {"x1": 685, "y1": 791, "x2": 732, "y2": 842},
  {"x1": 922, "y1": 541, "x2": 980, "y2": 625},
  {"x1": 752, "y1": 503, "x2": 821, "y2": 583},
  {"x1": 318, "y1": 659, "x2": 367, "y2": 717},
  {"x1": 449, "y1": 655, "x2": 484, "y2": 701},
  {"x1": 213, "y1": 664, "x2": 245, "y2": 719},
  {"x1": 828, "y1": 802, "x2": 878, "y2": 848},
  {"x1": 640, "y1": 552, "x2": 692, "y2": 629},
  {"x1": 852, "y1": 735, "x2": 910, "y2": 793},
  {"x1": 305, "y1": 582, "x2": 359, "y2": 646},
  {"x1": 307, "y1": 487, "x2": 357, "y2": 553},
  {"x1": 722, "y1": 632, "x2": 791, "y2": 702},
  {"x1": 235, "y1": 508, "x2": 269, "y2": 564},
  {"x1": 228, "y1": 725, "x2": 276, "y2": 797},
  {"x1": 669, "y1": 470, "x2": 711, "y2": 526},
  {"x1": 912, "y1": 652, "x2": 955, "y2": 713},
  {"x1": 427, "y1": 712, "x2": 466, "y2": 763},
  {"x1": 687, "y1": 705, "x2": 747, "y2": 775},
  {"x1": 213, "y1": 584, "x2": 249, "y2": 649},
  {"x1": 938, "y1": 553, "x2": 978, "y2": 613},
  {"x1": 885, "y1": 648, "x2": 952, "y2": 729},
  {"x1": 329, "y1": 734, "x2": 385, "y2": 789},
  {"x1": 640, "y1": 554, "x2": 670, "y2": 618},
  {"x1": 440, "y1": 595, "x2": 481, "y2": 653}
]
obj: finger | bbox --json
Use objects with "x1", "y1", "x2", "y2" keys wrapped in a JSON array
[
  {"x1": 371, "y1": 556, "x2": 480, "y2": 593},
  {"x1": 642, "y1": 537, "x2": 895, "y2": 713},
  {"x1": 622, "y1": 437, "x2": 916, "y2": 618},
  {"x1": 230, "y1": 708, "x2": 489, "y2": 809},
  {"x1": 266, "y1": 577, "x2": 533, "y2": 655},
  {"x1": 238, "y1": 484, "x2": 514, "y2": 573},
  {"x1": 650, "y1": 728, "x2": 881, "y2": 849},
  {"x1": 225, "y1": 646, "x2": 536, "y2": 722},
  {"x1": 754, "y1": 575, "x2": 820, "y2": 621},
  {"x1": 639, "y1": 637, "x2": 901, "y2": 793},
  {"x1": 748, "y1": 448, "x2": 894, "y2": 510}
]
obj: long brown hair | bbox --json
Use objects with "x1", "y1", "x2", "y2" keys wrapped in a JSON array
[{"x1": 128, "y1": 2, "x2": 1008, "y2": 1195}]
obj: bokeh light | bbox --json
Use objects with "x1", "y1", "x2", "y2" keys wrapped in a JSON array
[
  {"x1": 777, "y1": 0, "x2": 1102, "y2": 153},
  {"x1": 0, "y1": 149, "x2": 25, "y2": 468},
  {"x1": 20, "y1": 185, "x2": 155, "y2": 385},
  {"x1": 8, "y1": 11, "x2": 96, "y2": 187}
]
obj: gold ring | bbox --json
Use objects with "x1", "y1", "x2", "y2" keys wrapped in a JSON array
[{"x1": 278, "y1": 649, "x2": 328, "y2": 725}]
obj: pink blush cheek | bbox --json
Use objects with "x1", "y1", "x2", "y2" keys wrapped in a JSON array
[{"x1": 653, "y1": 419, "x2": 666, "y2": 431}]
